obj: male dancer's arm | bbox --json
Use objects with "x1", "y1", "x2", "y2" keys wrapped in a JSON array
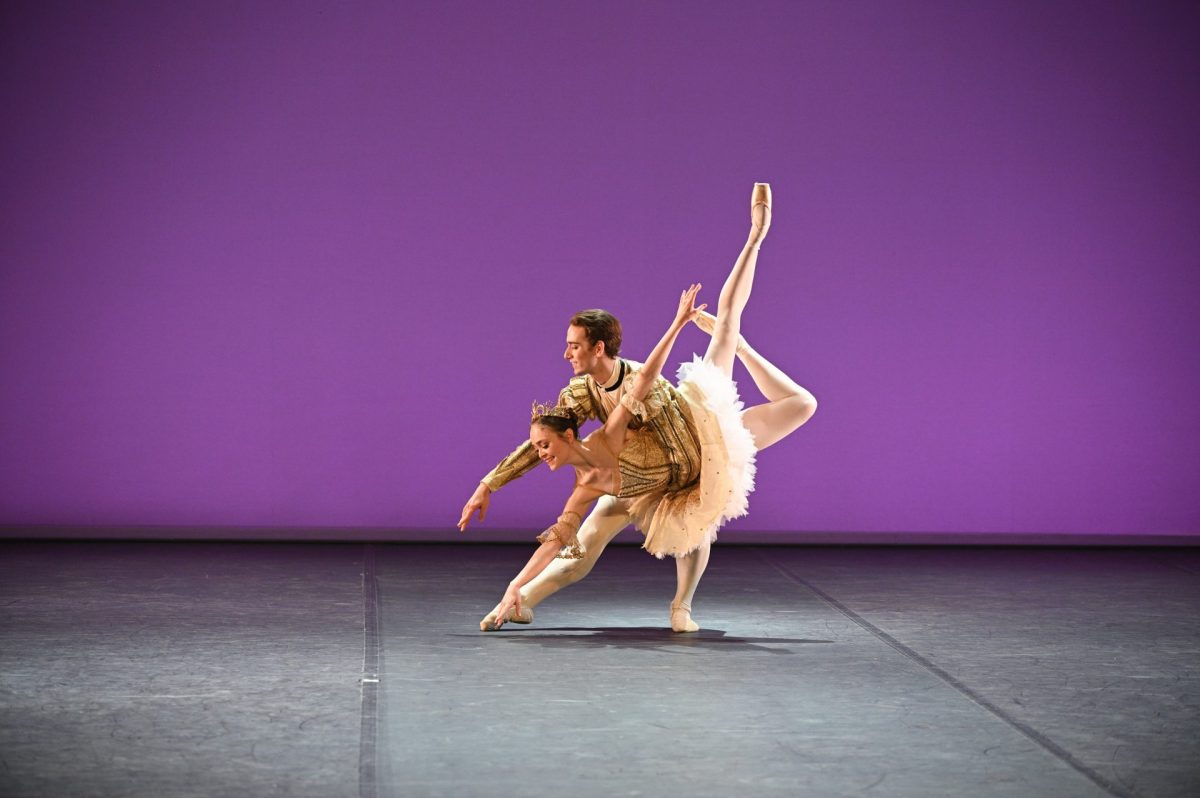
[{"x1": 457, "y1": 381, "x2": 596, "y2": 531}]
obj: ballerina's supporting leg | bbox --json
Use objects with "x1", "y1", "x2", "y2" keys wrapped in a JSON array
[{"x1": 704, "y1": 183, "x2": 771, "y2": 378}]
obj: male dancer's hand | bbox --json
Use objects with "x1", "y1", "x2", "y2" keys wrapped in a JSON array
[{"x1": 457, "y1": 482, "x2": 491, "y2": 531}]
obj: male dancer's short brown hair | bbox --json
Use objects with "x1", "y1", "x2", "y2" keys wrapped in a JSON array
[{"x1": 569, "y1": 309, "x2": 622, "y2": 358}]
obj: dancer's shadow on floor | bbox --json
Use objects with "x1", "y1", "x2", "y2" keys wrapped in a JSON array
[{"x1": 458, "y1": 627, "x2": 833, "y2": 654}]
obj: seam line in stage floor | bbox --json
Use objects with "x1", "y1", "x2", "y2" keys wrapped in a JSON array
[
  {"x1": 755, "y1": 548, "x2": 1133, "y2": 798},
  {"x1": 359, "y1": 543, "x2": 380, "y2": 798},
  {"x1": 1144, "y1": 550, "x2": 1200, "y2": 577}
]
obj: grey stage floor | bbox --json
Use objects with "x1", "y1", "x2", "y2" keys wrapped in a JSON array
[{"x1": 1, "y1": 542, "x2": 1198, "y2": 797}]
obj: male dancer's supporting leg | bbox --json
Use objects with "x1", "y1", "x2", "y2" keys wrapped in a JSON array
[
  {"x1": 670, "y1": 183, "x2": 772, "y2": 633},
  {"x1": 519, "y1": 496, "x2": 631, "y2": 607},
  {"x1": 670, "y1": 541, "x2": 711, "y2": 632},
  {"x1": 673, "y1": 322, "x2": 816, "y2": 633}
]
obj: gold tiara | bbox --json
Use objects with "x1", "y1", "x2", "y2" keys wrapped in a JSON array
[{"x1": 531, "y1": 401, "x2": 576, "y2": 422}]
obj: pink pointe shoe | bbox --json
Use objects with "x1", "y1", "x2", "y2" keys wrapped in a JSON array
[
  {"x1": 479, "y1": 605, "x2": 534, "y2": 632},
  {"x1": 750, "y1": 182, "x2": 772, "y2": 246},
  {"x1": 670, "y1": 601, "x2": 700, "y2": 633}
]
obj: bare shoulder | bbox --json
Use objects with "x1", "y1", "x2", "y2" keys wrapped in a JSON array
[{"x1": 580, "y1": 429, "x2": 620, "y2": 465}]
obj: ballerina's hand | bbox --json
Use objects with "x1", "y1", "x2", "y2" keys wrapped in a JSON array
[
  {"x1": 491, "y1": 586, "x2": 522, "y2": 630},
  {"x1": 674, "y1": 283, "x2": 706, "y2": 329}
]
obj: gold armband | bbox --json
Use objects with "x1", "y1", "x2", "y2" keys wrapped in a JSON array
[{"x1": 536, "y1": 511, "x2": 584, "y2": 559}]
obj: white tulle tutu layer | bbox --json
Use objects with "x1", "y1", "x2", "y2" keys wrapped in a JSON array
[{"x1": 634, "y1": 355, "x2": 757, "y2": 559}]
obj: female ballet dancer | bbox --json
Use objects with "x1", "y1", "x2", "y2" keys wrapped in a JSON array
[{"x1": 486, "y1": 183, "x2": 818, "y2": 632}]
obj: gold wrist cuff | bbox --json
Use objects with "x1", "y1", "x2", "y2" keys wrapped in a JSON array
[{"x1": 537, "y1": 512, "x2": 584, "y2": 559}]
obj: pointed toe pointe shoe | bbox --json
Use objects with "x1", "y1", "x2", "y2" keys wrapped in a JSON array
[
  {"x1": 750, "y1": 183, "x2": 772, "y2": 242},
  {"x1": 752, "y1": 182, "x2": 772, "y2": 210},
  {"x1": 479, "y1": 606, "x2": 534, "y2": 632}
]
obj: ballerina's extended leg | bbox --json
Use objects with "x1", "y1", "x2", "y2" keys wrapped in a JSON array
[{"x1": 703, "y1": 183, "x2": 771, "y2": 378}]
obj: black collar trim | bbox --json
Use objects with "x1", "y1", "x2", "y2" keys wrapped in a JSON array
[{"x1": 603, "y1": 360, "x2": 627, "y2": 392}]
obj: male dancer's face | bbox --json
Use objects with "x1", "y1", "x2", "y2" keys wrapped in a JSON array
[{"x1": 564, "y1": 325, "x2": 604, "y2": 377}]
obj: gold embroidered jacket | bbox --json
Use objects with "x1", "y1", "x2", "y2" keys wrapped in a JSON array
[{"x1": 481, "y1": 359, "x2": 702, "y2": 499}]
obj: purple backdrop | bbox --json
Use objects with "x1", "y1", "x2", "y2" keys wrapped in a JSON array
[{"x1": 2, "y1": 1, "x2": 1198, "y2": 539}]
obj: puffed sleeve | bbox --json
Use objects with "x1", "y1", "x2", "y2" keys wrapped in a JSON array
[
  {"x1": 480, "y1": 440, "x2": 540, "y2": 492},
  {"x1": 559, "y1": 379, "x2": 596, "y2": 422},
  {"x1": 536, "y1": 511, "x2": 584, "y2": 559},
  {"x1": 619, "y1": 370, "x2": 669, "y2": 422}
]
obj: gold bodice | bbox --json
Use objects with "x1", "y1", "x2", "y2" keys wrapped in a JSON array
[{"x1": 481, "y1": 358, "x2": 702, "y2": 498}]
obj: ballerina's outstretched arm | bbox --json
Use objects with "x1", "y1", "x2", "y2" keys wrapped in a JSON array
[{"x1": 598, "y1": 283, "x2": 705, "y2": 455}]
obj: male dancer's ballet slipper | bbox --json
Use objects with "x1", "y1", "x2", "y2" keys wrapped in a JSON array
[
  {"x1": 670, "y1": 601, "x2": 700, "y2": 633},
  {"x1": 479, "y1": 606, "x2": 535, "y2": 632}
]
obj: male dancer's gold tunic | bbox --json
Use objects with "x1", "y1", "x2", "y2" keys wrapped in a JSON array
[{"x1": 482, "y1": 358, "x2": 703, "y2": 502}]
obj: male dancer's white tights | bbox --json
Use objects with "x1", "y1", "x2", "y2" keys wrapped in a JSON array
[{"x1": 519, "y1": 494, "x2": 710, "y2": 611}]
